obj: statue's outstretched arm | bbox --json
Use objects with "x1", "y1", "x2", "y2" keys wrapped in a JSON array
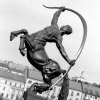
[
  {"x1": 56, "y1": 38, "x2": 70, "y2": 64},
  {"x1": 56, "y1": 39, "x2": 75, "y2": 66},
  {"x1": 19, "y1": 35, "x2": 26, "y2": 56}
]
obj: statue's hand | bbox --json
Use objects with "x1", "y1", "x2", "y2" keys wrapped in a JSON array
[
  {"x1": 20, "y1": 49, "x2": 25, "y2": 56},
  {"x1": 69, "y1": 59, "x2": 76, "y2": 66},
  {"x1": 10, "y1": 32, "x2": 17, "y2": 41},
  {"x1": 60, "y1": 6, "x2": 66, "y2": 12}
]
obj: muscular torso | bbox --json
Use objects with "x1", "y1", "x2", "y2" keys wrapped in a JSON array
[
  {"x1": 30, "y1": 25, "x2": 61, "y2": 48},
  {"x1": 26, "y1": 25, "x2": 62, "y2": 69}
]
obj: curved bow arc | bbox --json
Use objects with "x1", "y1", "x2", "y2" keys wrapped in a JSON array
[
  {"x1": 43, "y1": 5, "x2": 87, "y2": 100},
  {"x1": 64, "y1": 8, "x2": 87, "y2": 61}
]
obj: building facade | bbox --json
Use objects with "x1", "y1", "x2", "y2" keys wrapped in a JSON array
[
  {"x1": 0, "y1": 77, "x2": 24, "y2": 100},
  {"x1": 0, "y1": 61, "x2": 27, "y2": 100},
  {"x1": 0, "y1": 60, "x2": 100, "y2": 100},
  {"x1": 25, "y1": 69, "x2": 100, "y2": 100}
]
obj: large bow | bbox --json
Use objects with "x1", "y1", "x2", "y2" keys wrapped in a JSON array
[{"x1": 43, "y1": 5, "x2": 87, "y2": 100}]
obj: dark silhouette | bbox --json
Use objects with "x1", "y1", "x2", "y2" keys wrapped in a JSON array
[
  {"x1": 58, "y1": 74, "x2": 69, "y2": 100},
  {"x1": 10, "y1": 6, "x2": 75, "y2": 94}
]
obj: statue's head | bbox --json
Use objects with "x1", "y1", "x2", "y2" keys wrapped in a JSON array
[{"x1": 60, "y1": 25, "x2": 72, "y2": 36}]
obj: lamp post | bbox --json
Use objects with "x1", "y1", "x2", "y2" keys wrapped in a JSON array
[{"x1": 76, "y1": 71, "x2": 85, "y2": 100}]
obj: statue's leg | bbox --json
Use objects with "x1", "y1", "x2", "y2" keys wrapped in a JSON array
[
  {"x1": 42, "y1": 73, "x2": 52, "y2": 85},
  {"x1": 43, "y1": 59, "x2": 66, "y2": 81},
  {"x1": 19, "y1": 35, "x2": 26, "y2": 56},
  {"x1": 38, "y1": 59, "x2": 66, "y2": 93},
  {"x1": 48, "y1": 69, "x2": 66, "y2": 79},
  {"x1": 17, "y1": 33, "x2": 35, "y2": 56},
  {"x1": 29, "y1": 82, "x2": 50, "y2": 94},
  {"x1": 31, "y1": 75, "x2": 52, "y2": 93},
  {"x1": 19, "y1": 35, "x2": 25, "y2": 50},
  {"x1": 10, "y1": 29, "x2": 29, "y2": 41}
]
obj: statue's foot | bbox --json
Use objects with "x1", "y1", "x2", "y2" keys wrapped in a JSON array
[
  {"x1": 61, "y1": 69, "x2": 66, "y2": 75},
  {"x1": 19, "y1": 49, "x2": 25, "y2": 56},
  {"x1": 30, "y1": 83, "x2": 50, "y2": 94},
  {"x1": 36, "y1": 83, "x2": 51, "y2": 94},
  {"x1": 10, "y1": 32, "x2": 17, "y2": 41}
]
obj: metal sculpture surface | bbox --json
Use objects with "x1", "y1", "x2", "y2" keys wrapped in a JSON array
[{"x1": 10, "y1": 5, "x2": 87, "y2": 100}]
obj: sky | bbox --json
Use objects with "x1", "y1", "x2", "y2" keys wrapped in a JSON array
[{"x1": 0, "y1": 0, "x2": 100, "y2": 84}]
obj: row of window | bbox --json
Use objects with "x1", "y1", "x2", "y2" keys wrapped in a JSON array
[
  {"x1": 4, "y1": 80, "x2": 24, "y2": 88},
  {"x1": 0, "y1": 78, "x2": 24, "y2": 88},
  {"x1": 0, "y1": 90, "x2": 23, "y2": 99},
  {"x1": 1, "y1": 93, "x2": 16, "y2": 99},
  {"x1": 69, "y1": 90, "x2": 99, "y2": 98},
  {"x1": 84, "y1": 88, "x2": 99, "y2": 96},
  {"x1": 70, "y1": 91, "x2": 81, "y2": 96},
  {"x1": 68, "y1": 98, "x2": 80, "y2": 100},
  {"x1": 84, "y1": 94, "x2": 98, "y2": 100},
  {"x1": 68, "y1": 90, "x2": 99, "y2": 100}
]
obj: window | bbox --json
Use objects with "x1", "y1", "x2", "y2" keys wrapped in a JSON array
[
  {"x1": 95, "y1": 91, "x2": 99, "y2": 96},
  {"x1": 84, "y1": 94, "x2": 87, "y2": 97},
  {"x1": 6, "y1": 94, "x2": 8, "y2": 98},
  {"x1": 11, "y1": 94, "x2": 14, "y2": 99},
  {"x1": 28, "y1": 80, "x2": 32, "y2": 84},
  {"x1": 6, "y1": 81, "x2": 10, "y2": 85},
  {"x1": 95, "y1": 96, "x2": 97, "y2": 99},
  {"x1": 71, "y1": 91, "x2": 74, "y2": 96},
  {"x1": 76, "y1": 92, "x2": 80, "y2": 96},
  {"x1": 1, "y1": 93, "x2": 3, "y2": 97},
  {"x1": 20, "y1": 84, "x2": 22, "y2": 88},
  {"x1": 84, "y1": 88, "x2": 88, "y2": 93},
  {"x1": 51, "y1": 93, "x2": 55, "y2": 99},
  {"x1": 89, "y1": 89, "x2": 93, "y2": 94},
  {"x1": 11, "y1": 82, "x2": 15, "y2": 86},
  {"x1": 3, "y1": 87, "x2": 5, "y2": 90},
  {"x1": 5, "y1": 80, "x2": 7, "y2": 84},
  {"x1": 68, "y1": 98, "x2": 72, "y2": 100},
  {"x1": 90, "y1": 95, "x2": 92, "y2": 98},
  {"x1": 75, "y1": 98, "x2": 79, "y2": 100},
  {"x1": 21, "y1": 84, "x2": 24, "y2": 88},
  {"x1": 15, "y1": 83, "x2": 17, "y2": 87},
  {"x1": 53, "y1": 87, "x2": 56, "y2": 92},
  {"x1": 16, "y1": 83, "x2": 20, "y2": 87},
  {"x1": 10, "y1": 82, "x2": 12, "y2": 85}
]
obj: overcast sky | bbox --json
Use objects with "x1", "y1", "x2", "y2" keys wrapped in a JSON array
[{"x1": 0, "y1": 0, "x2": 100, "y2": 84}]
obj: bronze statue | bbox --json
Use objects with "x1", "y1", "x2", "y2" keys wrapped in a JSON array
[{"x1": 10, "y1": 5, "x2": 87, "y2": 100}]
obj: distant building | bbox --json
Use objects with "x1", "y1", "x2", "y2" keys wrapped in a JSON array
[
  {"x1": 24, "y1": 69, "x2": 100, "y2": 100},
  {"x1": 0, "y1": 60, "x2": 100, "y2": 100},
  {"x1": 0, "y1": 61, "x2": 27, "y2": 100}
]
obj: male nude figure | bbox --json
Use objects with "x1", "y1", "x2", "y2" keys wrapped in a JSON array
[{"x1": 10, "y1": 6, "x2": 75, "y2": 92}]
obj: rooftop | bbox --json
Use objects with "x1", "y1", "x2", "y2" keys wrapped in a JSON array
[
  {"x1": 0, "y1": 61, "x2": 27, "y2": 74},
  {"x1": 0, "y1": 69, "x2": 26, "y2": 83},
  {"x1": 0, "y1": 60, "x2": 27, "y2": 83}
]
